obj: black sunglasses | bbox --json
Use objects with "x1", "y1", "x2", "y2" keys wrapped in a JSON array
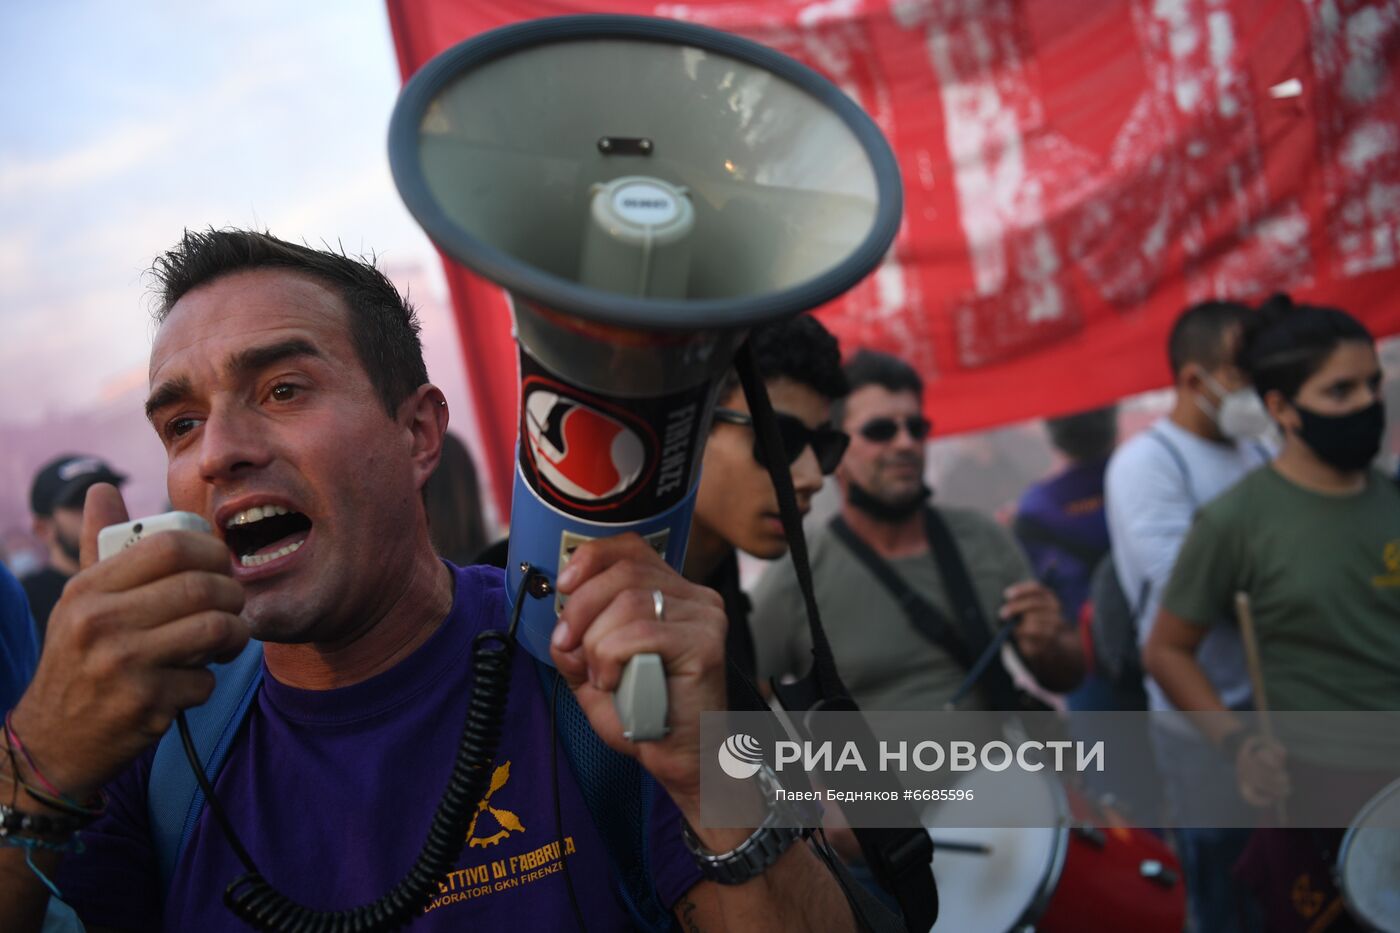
[
  {"x1": 857, "y1": 415, "x2": 932, "y2": 443},
  {"x1": 712, "y1": 408, "x2": 850, "y2": 474}
]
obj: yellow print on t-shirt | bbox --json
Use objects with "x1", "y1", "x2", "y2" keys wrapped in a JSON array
[
  {"x1": 467, "y1": 762, "x2": 526, "y2": 847},
  {"x1": 1373, "y1": 540, "x2": 1400, "y2": 588},
  {"x1": 421, "y1": 757, "x2": 582, "y2": 916},
  {"x1": 422, "y1": 836, "x2": 578, "y2": 915}
]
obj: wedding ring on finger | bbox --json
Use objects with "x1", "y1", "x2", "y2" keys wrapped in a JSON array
[{"x1": 652, "y1": 588, "x2": 665, "y2": 623}]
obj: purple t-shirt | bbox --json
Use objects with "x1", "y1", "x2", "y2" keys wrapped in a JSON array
[
  {"x1": 57, "y1": 563, "x2": 701, "y2": 930},
  {"x1": 1013, "y1": 458, "x2": 1110, "y2": 615}
]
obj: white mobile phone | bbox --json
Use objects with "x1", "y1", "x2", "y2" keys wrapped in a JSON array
[{"x1": 97, "y1": 511, "x2": 212, "y2": 561}]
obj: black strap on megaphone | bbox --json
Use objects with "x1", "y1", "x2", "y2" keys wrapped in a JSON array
[{"x1": 734, "y1": 340, "x2": 938, "y2": 933}]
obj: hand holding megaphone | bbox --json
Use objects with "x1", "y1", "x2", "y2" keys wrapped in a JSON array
[{"x1": 549, "y1": 534, "x2": 727, "y2": 786}]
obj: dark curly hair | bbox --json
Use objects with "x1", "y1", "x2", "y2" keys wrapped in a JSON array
[
  {"x1": 1238, "y1": 293, "x2": 1374, "y2": 401},
  {"x1": 719, "y1": 314, "x2": 848, "y2": 403}
]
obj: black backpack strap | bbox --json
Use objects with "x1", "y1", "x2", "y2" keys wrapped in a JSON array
[
  {"x1": 919, "y1": 507, "x2": 1023, "y2": 712},
  {"x1": 829, "y1": 515, "x2": 976, "y2": 671},
  {"x1": 735, "y1": 344, "x2": 936, "y2": 933}
]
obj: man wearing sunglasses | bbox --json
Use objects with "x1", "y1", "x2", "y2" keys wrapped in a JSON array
[
  {"x1": 684, "y1": 315, "x2": 848, "y2": 688},
  {"x1": 750, "y1": 349, "x2": 1084, "y2": 713}
]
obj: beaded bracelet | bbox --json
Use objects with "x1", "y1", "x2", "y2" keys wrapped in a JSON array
[
  {"x1": 0, "y1": 832, "x2": 84, "y2": 854},
  {"x1": 0, "y1": 802, "x2": 90, "y2": 840}
]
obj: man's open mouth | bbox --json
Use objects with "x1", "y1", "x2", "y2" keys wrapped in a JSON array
[{"x1": 223, "y1": 505, "x2": 313, "y2": 568}]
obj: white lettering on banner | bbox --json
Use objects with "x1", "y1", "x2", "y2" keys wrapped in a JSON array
[
  {"x1": 923, "y1": 0, "x2": 1074, "y2": 366},
  {"x1": 905, "y1": 0, "x2": 1317, "y2": 359},
  {"x1": 1303, "y1": 0, "x2": 1400, "y2": 279},
  {"x1": 1135, "y1": 0, "x2": 1311, "y2": 301},
  {"x1": 1079, "y1": 741, "x2": 1106, "y2": 773},
  {"x1": 1016, "y1": 741, "x2": 1045, "y2": 772}
]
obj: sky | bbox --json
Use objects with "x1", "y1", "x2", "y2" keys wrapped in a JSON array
[
  {"x1": 0, "y1": 1, "x2": 454, "y2": 425},
  {"x1": 0, "y1": 2, "x2": 497, "y2": 543}
]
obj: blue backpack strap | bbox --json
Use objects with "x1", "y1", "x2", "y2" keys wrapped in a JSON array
[
  {"x1": 148, "y1": 640, "x2": 264, "y2": 893},
  {"x1": 533, "y1": 660, "x2": 675, "y2": 932},
  {"x1": 41, "y1": 897, "x2": 84, "y2": 932}
]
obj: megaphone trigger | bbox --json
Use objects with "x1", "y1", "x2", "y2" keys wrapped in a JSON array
[
  {"x1": 617, "y1": 589, "x2": 670, "y2": 741},
  {"x1": 616, "y1": 653, "x2": 669, "y2": 742}
]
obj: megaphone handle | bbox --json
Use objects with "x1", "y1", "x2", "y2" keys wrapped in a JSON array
[{"x1": 615, "y1": 652, "x2": 669, "y2": 741}]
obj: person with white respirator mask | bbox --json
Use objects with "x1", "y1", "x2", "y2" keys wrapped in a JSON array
[{"x1": 1104, "y1": 299, "x2": 1274, "y2": 933}]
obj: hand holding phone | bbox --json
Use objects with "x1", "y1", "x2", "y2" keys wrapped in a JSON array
[
  {"x1": 98, "y1": 511, "x2": 212, "y2": 561},
  {"x1": 7, "y1": 487, "x2": 248, "y2": 804}
]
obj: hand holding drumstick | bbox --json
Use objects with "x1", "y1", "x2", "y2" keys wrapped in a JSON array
[{"x1": 1233, "y1": 592, "x2": 1289, "y2": 822}]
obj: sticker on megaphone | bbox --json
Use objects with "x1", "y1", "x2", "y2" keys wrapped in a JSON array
[{"x1": 555, "y1": 528, "x2": 670, "y2": 615}]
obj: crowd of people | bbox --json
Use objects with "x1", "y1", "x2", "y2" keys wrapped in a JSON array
[{"x1": 0, "y1": 228, "x2": 1396, "y2": 932}]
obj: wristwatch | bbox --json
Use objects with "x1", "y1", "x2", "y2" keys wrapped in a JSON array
[{"x1": 681, "y1": 764, "x2": 818, "y2": 885}]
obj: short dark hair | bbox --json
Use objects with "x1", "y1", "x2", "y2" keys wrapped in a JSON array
[
  {"x1": 149, "y1": 228, "x2": 428, "y2": 417},
  {"x1": 1046, "y1": 405, "x2": 1118, "y2": 463},
  {"x1": 720, "y1": 314, "x2": 848, "y2": 403},
  {"x1": 1238, "y1": 293, "x2": 1374, "y2": 400},
  {"x1": 831, "y1": 349, "x2": 923, "y2": 427},
  {"x1": 1167, "y1": 299, "x2": 1253, "y2": 375}
]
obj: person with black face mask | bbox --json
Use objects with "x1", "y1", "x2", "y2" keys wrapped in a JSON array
[
  {"x1": 748, "y1": 349, "x2": 1083, "y2": 713},
  {"x1": 1145, "y1": 295, "x2": 1400, "y2": 931}
]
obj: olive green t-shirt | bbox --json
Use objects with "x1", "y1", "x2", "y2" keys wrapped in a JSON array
[
  {"x1": 748, "y1": 506, "x2": 1031, "y2": 711},
  {"x1": 1163, "y1": 466, "x2": 1400, "y2": 714}
]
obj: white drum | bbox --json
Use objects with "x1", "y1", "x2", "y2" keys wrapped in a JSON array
[
  {"x1": 922, "y1": 767, "x2": 1068, "y2": 932},
  {"x1": 1339, "y1": 777, "x2": 1400, "y2": 933},
  {"x1": 922, "y1": 767, "x2": 1186, "y2": 933}
]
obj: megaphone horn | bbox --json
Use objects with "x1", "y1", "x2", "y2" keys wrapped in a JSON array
[{"x1": 389, "y1": 14, "x2": 902, "y2": 738}]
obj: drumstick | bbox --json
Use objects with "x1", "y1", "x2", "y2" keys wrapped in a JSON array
[
  {"x1": 943, "y1": 617, "x2": 1022, "y2": 711},
  {"x1": 1234, "y1": 591, "x2": 1287, "y2": 825},
  {"x1": 925, "y1": 839, "x2": 993, "y2": 856}
]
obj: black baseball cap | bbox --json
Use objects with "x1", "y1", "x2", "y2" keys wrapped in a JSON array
[{"x1": 30, "y1": 454, "x2": 127, "y2": 517}]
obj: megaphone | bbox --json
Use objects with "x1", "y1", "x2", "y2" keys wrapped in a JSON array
[{"x1": 389, "y1": 14, "x2": 901, "y2": 735}]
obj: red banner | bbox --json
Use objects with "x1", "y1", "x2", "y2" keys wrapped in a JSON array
[{"x1": 387, "y1": 0, "x2": 1400, "y2": 518}]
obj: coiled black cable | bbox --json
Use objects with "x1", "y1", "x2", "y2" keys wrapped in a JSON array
[{"x1": 175, "y1": 572, "x2": 536, "y2": 932}]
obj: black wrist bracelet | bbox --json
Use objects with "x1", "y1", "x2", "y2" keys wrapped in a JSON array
[{"x1": 0, "y1": 802, "x2": 88, "y2": 840}]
